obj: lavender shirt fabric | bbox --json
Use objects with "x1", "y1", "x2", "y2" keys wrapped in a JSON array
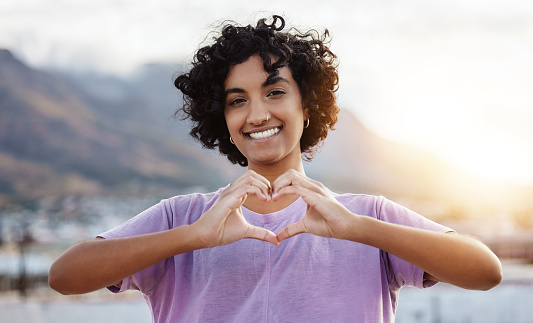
[{"x1": 99, "y1": 188, "x2": 451, "y2": 323}]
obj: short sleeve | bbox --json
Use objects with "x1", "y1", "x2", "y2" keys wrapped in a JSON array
[
  {"x1": 98, "y1": 199, "x2": 175, "y2": 293},
  {"x1": 376, "y1": 196, "x2": 453, "y2": 289},
  {"x1": 96, "y1": 191, "x2": 221, "y2": 294},
  {"x1": 99, "y1": 200, "x2": 174, "y2": 240}
]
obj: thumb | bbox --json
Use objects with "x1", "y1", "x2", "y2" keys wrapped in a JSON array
[
  {"x1": 277, "y1": 221, "x2": 307, "y2": 243},
  {"x1": 244, "y1": 225, "x2": 280, "y2": 246}
]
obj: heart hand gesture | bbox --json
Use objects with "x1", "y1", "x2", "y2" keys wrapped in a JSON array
[
  {"x1": 192, "y1": 170, "x2": 279, "y2": 248},
  {"x1": 272, "y1": 170, "x2": 358, "y2": 242}
]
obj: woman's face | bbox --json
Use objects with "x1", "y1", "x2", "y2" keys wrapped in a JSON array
[{"x1": 224, "y1": 55, "x2": 308, "y2": 169}]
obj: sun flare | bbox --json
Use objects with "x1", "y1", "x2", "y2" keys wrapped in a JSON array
[{"x1": 438, "y1": 136, "x2": 533, "y2": 186}]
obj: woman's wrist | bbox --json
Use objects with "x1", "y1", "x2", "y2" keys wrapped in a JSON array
[
  {"x1": 341, "y1": 212, "x2": 371, "y2": 243},
  {"x1": 169, "y1": 223, "x2": 209, "y2": 253}
]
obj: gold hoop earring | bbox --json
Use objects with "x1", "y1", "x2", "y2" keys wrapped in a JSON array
[
  {"x1": 304, "y1": 118, "x2": 310, "y2": 129},
  {"x1": 230, "y1": 137, "x2": 235, "y2": 145}
]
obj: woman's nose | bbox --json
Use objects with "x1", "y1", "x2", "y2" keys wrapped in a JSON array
[{"x1": 246, "y1": 100, "x2": 270, "y2": 125}]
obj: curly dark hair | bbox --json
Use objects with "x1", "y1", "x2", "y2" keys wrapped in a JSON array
[{"x1": 174, "y1": 15, "x2": 339, "y2": 167}]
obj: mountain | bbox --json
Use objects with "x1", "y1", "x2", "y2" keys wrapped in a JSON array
[
  {"x1": 0, "y1": 49, "x2": 240, "y2": 207},
  {"x1": 1, "y1": 48, "x2": 530, "y2": 219}
]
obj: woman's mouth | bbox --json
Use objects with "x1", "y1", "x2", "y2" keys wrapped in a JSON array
[{"x1": 246, "y1": 126, "x2": 282, "y2": 139}]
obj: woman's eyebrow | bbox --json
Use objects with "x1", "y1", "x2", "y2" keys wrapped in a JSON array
[
  {"x1": 224, "y1": 87, "x2": 245, "y2": 97},
  {"x1": 262, "y1": 76, "x2": 290, "y2": 87},
  {"x1": 224, "y1": 76, "x2": 290, "y2": 97}
]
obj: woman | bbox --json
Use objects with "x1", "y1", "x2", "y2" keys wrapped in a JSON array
[{"x1": 49, "y1": 15, "x2": 502, "y2": 322}]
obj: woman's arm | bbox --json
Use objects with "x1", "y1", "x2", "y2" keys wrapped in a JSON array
[
  {"x1": 273, "y1": 170, "x2": 502, "y2": 291},
  {"x1": 350, "y1": 216, "x2": 502, "y2": 290},
  {"x1": 49, "y1": 225, "x2": 201, "y2": 295},
  {"x1": 49, "y1": 170, "x2": 279, "y2": 295}
]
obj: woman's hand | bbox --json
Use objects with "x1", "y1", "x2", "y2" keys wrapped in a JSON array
[
  {"x1": 273, "y1": 170, "x2": 359, "y2": 242},
  {"x1": 192, "y1": 170, "x2": 279, "y2": 248}
]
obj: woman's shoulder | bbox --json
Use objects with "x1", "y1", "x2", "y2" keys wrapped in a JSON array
[
  {"x1": 164, "y1": 185, "x2": 227, "y2": 209},
  {"x1": 331, "y1": 191, "x2": 385, "y2": 218},
  {"x1": 169, "y1": 186, "x2": 224, "y2": 201},
  {"x1": 332, "y1": 191, "x2": 382, "y2": 204}
]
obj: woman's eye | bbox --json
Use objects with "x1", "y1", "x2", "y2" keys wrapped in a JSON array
[
  {"x1": 267, "y1": 90, "x2": 285, "y2": 97},
  {"x1": 228, "y1": 98, "x2": 246, "y2": 106}
]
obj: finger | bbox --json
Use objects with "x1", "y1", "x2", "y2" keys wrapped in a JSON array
[
  {"x1": 240, "y1": 170, "x2": 272, "y2": 190},
  {"x1": 244, "y1": 226, "x2": 280, "y2": 246},
  {"x1": 234, "y1": 171, "x2": 272, "y2": 200},
  {"x1": 276, "y1": 221, "x2": 307, "y2": 243},
  {"x1": 229, "y1": 184, "x2": 269, "y2": 204},
  {"x1": 216, "y1": 187, "x2": 268, "y2": 217},
  {"x1": 227, "y1": 176, "x2": 272, "y2": 202},
  {"x1": 272, "y1": 184, "x2": 316, "y2": 205},
  {"x1": 272, "y1": 170, "x2": 320, "y2": 197},
  {"x1": 271, "y1": 169, "x2": 302, "y2": 193}
]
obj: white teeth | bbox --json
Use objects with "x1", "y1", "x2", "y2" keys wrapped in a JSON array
[{"x1": 249, "y1": 127, "x2": 281, "y2": 139}]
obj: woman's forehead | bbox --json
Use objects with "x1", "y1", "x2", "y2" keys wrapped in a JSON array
[{"x1": 224, "y1": 55, "x2": 293, "y2": 90}]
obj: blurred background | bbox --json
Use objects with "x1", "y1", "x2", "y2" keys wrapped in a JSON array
[{"x1": 1, "y1": 0, "x2": 532, "y2": 322}]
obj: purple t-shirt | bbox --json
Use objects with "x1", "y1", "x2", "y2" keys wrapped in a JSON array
[{"x1": 100, "y1": 188, "x2": 451, "y2": 322}]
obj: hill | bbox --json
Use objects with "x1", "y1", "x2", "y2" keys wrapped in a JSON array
[
  {"x1": 0, "y1": 49, "x2": 238, "y2": 207},
  {"x1": 1, "y1": 48, "x2": 531, "y2": 222}
]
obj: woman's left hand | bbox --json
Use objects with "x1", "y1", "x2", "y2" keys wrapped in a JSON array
[{"x1": 273, "y1": 170, "x2": 359, "y2": 242}]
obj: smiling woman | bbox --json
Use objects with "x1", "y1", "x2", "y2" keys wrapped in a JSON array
[
  {"x1": 223, "y1": 55, "x2": 307, "y2": 170},
  {"x1": 49, "y1": 15, "x2": 502, "y2": 323},
  {"x1": 173, "y1": 15, "x2": 339, "y2": 167}
]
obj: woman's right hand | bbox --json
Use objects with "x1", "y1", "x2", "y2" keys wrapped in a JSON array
[{"x1": 192, "y1": 170, "x2": 279, "y2": 248}]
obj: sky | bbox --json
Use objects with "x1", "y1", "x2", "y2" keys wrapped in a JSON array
[{"x1": 1, "y1": 0, "x2": 532, "y2": 186}]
